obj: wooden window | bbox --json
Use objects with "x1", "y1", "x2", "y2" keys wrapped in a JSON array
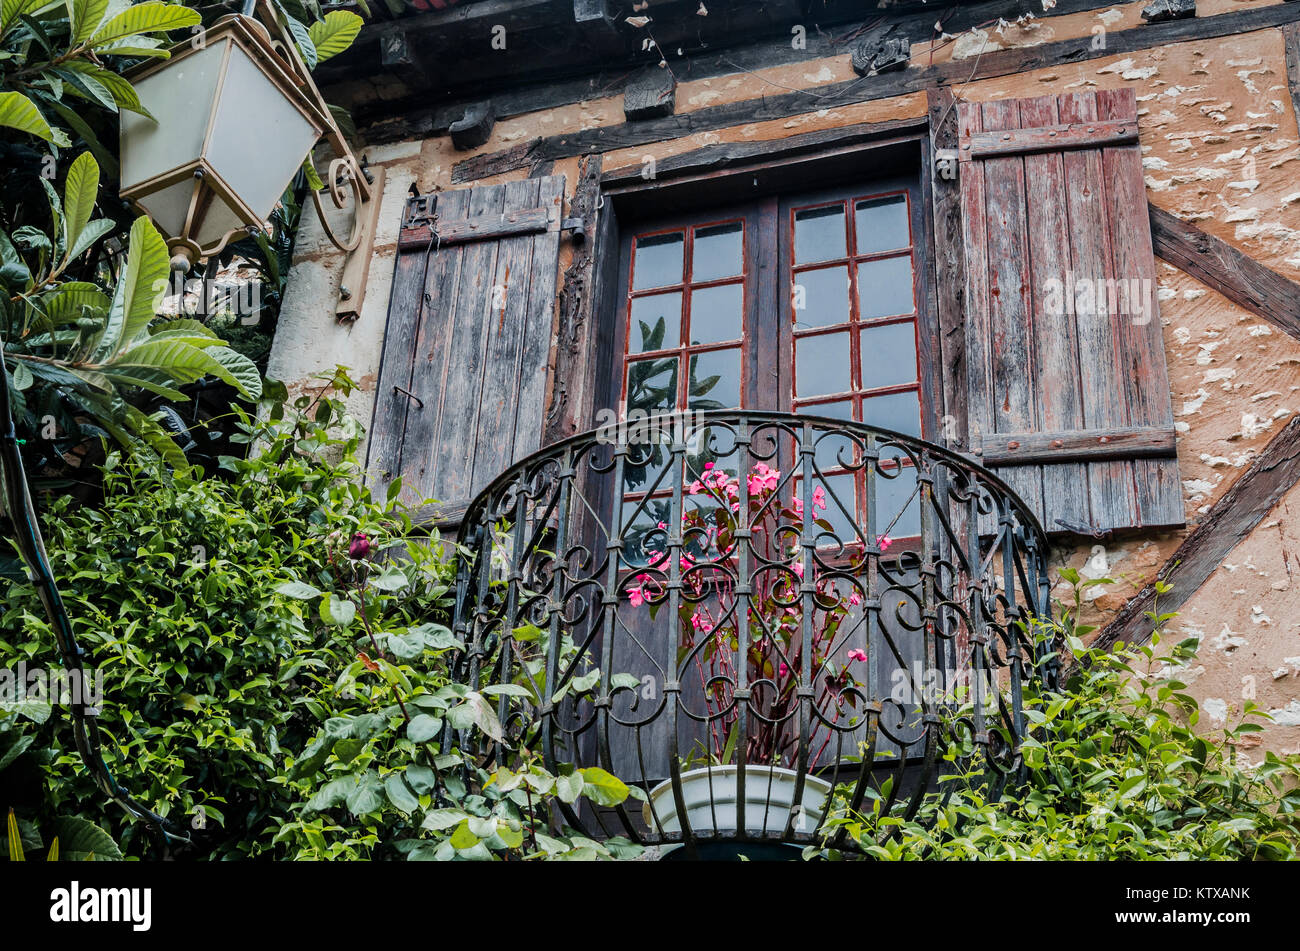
[
  {"x1": 957, "y1": 88, "x2": 1182, "y2": 534},
  {"x1": 782, "y1": 182, "x2": 926, "y2": 541},
  {"x1": 606, "y1": 173, "x2": 930, "y2": 553}
]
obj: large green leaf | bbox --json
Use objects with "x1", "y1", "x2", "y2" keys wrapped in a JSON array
[
  {"x1": 105, "y1": 338, "x2": 261, "y2": 400},
  {"x1": 307, "y1": 10, "x2": 361, "y2": 62},
  {"x1": 51, "y1": 816, "x2": 121, "y2": 861},
  {"x1": 0, "y1": 91, "x2": 52, "y2": 141},
  {"x1": 88, "y1": 2, "x2": 199, "y2": 47},
  {"x1": 60, "y1": 62, "x2": 150, "y2": 117},
  {"x1": 69, "y1": 0, "x2": 108, "y2": 44},
  {"x1": 61, "y1": 151, "x2": 99, "y2": 257},
  {"x1": 0, "y1": 0, "x2": 53, "y2": 37},
  {"x1": 53, "y1": 66, "x2": 117, "y2": 113},
  {"x1": 93, "y1": 216, "x2": 169, "y2": 360},
  {"x1": 27, "y1": 281, "x2": 110, "y2": 329},
  {"x1": 283, "y1": 14, "x2": 316, "y2": 70},
  {"x1": 63, "y1": 217, "x2": 114, "y2": 264}
]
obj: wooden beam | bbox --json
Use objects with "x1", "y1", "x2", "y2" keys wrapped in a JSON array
[
  {"x1": 452, "y1": 2, "x2": 1300, "y2": 182},
  {"x1": 449, "y1": 102, "x2": 496, "y2": 151},
  {"x1": 959, "y1": 118, "x2": 1138, "y2": 160},
  {"x1": 1084, "y1": 416, "x2": 1300, "y2": 662},
  {"x1": 1285, "y1": 22, "x2": 1300, "y2": 137},
  {"x1": 1149, "y1": 203, "x2": 1300, "y2": 342},
  {"x1": 974, "y1": 425, "x2": 1177, "y2": 466},
  {"x1": 338, "y1": 0, "x2": 1159, "y2": 143},
  {"x1": 600, "y1": 114, "x2": 929, "y2": 188},
  {"x1": 927, "y1": 87, "x2": 968, "y2": 455},
  {"x1": 623, "y1": 66, "x2": 676, "y2": 121}
]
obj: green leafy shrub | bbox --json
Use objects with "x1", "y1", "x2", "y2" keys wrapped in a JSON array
[
  {"x1": 811, "y1": 579, "x2": 1300, "y2": 860},
  {"x1": 2, "y1": 369, "x2": 639, "y2": 859}
]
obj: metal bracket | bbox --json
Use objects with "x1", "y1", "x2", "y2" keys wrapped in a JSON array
[
  {"x1": 334, "y1": 165, "x2": 386, "y2": 322},
  {"x1": 561, "y1": 215, "x2": 586, "y2": 243}
]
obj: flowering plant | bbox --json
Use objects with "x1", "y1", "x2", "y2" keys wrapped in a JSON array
[{"x1": 628, "y1": 462, "x2": 892, "y2": 769}]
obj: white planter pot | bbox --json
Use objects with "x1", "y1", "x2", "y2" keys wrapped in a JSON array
[{"x1": 646, "y1": 765, "x2": 833, "y2": 837}]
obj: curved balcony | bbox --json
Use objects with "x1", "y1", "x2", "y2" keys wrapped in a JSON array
[{"x1": 450, "y1": 410, "x2": 1056, "y2": 856}]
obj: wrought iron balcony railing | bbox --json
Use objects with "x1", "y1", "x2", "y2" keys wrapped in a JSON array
[{"x1": 450, "y1": 410, "x2": 1056, "y2": 856}]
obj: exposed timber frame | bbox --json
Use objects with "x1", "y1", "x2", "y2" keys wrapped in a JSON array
[{"x1": 451, "y1": 2, "x2": 1300, "y2": 183}]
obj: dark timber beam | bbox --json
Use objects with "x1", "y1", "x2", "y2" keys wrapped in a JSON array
[
  {"x1": 1083, "y1": 416, "x2": 1300, "y2": 663},
  {"x1": 452, "y1": 2, "x2": 1300, "y2": 182},
  {"x1": 335, "y1": 0, "x2": 1143, "y2": 141},
  {"x1": 1149, "y1": 203, "x2": 1300, "y2": 343},
  {"x1": 1286, "y1": 22, "x2": 1300, "y2": 134}
]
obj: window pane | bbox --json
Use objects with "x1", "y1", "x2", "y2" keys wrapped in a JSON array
[
  {"x1": 875, "y1": 464, "x2": 920, "y2": 539},
  {"x1": 861, "y1": 390, "x2": 921, "y2": 438},
  {"x1": 692, "y1": 222, "x2": 743, "y2": 282},
  {"x1": 633, "y1": 232, "x2": 684, "y2": 290},
  {"x1": 629, "y1": 292, "x2": 681, "y2": 353},
  {"x1": 687, "y1": 348, "x2": 741, "y2": 411},
  {"x1": 689, "y1": 283, "x2": 742, "y2": 344},
  {"x1": 857, "y1": 255, "x2": 914, "y2": 320},
  {"x1": 626, "y1": 355, "x2": 679, "y2": 414},
  {"x1": 855, "y1": 195, "x2": 910, "y2": 255},
  {"x1": 794, "y1": 204, "x2": 846, "y2": 264},
  {"x1": 795, "y1": 332, "x2": 851, "y2": 398},
  {"x1": 861, "y1": 321, "x2": 918, "y2": 389},
  {"x1": 792, "y1": 265, "x2": 849, "y2": 329}
]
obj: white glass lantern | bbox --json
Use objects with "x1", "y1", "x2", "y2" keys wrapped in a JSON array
[{"x1": 119, "y1": 15, "x2": 329, "y2": 267}]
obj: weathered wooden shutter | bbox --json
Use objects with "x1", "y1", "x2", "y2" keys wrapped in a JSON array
[
  {"x1": 368, "y1": 175, "x2": 565, "y2": 523},
  {"x1": 958, "y1": 88, "x2": 1182, "y2": 535}
]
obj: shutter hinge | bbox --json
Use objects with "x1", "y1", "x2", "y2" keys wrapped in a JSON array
[
  {"x1": 934, "y1": 148, "x2": 959, "y2": 181},
  {"x1": 561, "y1": 216, "x2": 586, "y2": 243}
]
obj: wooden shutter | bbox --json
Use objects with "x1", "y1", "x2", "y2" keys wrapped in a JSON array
[
  {"x1": 368, "y1": 175, "x2": 565, "y2": 523},
  {"x1": 958, "y1": 88, "x2": 1182, "y2": 535}
]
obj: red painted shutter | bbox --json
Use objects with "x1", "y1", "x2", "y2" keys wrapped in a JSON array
[
  {"x1": 367, "y1": 175, "x2": 566, "y2": 523},
  {"x1": 958, "y1": 88, "x2": 1182, "y2": 534}
]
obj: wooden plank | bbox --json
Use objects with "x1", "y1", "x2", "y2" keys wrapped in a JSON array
[
  {"x1": 470, "y1": 177, "x2": 544, "y2": 493},
  {"x1": 1018, "y1": 93, "x2": 1092, "y2": 533},
  {"x1": 399, "y1": 186, "x2": 473, "y2": 507},
  {"x1": 926, "y1": 89, "x2": 967, "y2": 457},
  {"x1": 957, "y1": 100, "x2": 999, "y2": 538},
  {"x1": 959, "y1": 118, "x2": 1137, "y2": 160},
  {"x1": 366, "y1": 203, "x2": 437, "y2": 498},
  {"x1": 975, "y1": 426, "x2": 1177, "y2": 466},
  {"x1": 397, "y1": 205, "x2": 554, "y2": 252},
  {"x1": 1084, "y1": 415, "x2": 1300, "y2": 665},
  {"x1": 1097, "y1": 87, "x2": 1183, "y2": 529},
  {"x1": 451, "y1": 3, "x2": 1300, "y2": 182},
  {"x1": 978, "y1": 98, "x2": 1044, "y2": 525},
  {"x1": 512, "y1": 174, "x2": 567, "y2": 460},
  {"x1": 1059, "y1": 91, "x2": 1137, "y2": 534},
  {"x1": 1149, "y1": 203, "x2": 1300, "y2": 343}
]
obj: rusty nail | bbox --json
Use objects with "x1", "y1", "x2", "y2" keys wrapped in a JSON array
[
  {"x1": 1007, "y1": 440, "x2": 1020, "y2": 450},
  {"x1": 1051, "y1": 439, "x2": 1064, "y2": 449}
]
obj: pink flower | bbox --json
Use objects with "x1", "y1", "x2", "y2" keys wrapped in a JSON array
[
  {"x1": 812, "y1": 486, "x2": 826, "y2": 511},
  {"x1": 703, "y1": 461, "x2": 714, "y2": 470},
  {"x1": 778, "y1": 662, "x2": 789, "y2": 678},
  {"x1": 877, "y1": 534, "x2": 893, "y2": 552},
  {"x1": 848, "y1": 591, "x2": 862, "y2": 606},
  {"x1": 847, "y1": 649, "x2": 868, "y2": 663},
  {"x1": 791, "y1": 561, "x2": 803, "y2": 578}
]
